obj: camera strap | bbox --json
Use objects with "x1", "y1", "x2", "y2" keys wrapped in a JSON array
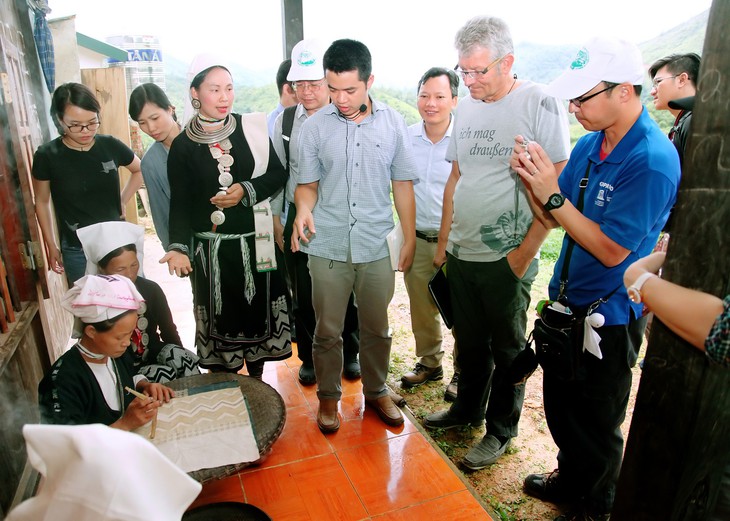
[
  {"x1": 557, "y1": 161, "x2": 592, "y2": 304},
  {"x1": 556, "y1": 160, "x2": 621, "y2": 312}
]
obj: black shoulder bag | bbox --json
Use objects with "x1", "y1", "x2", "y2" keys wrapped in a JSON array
[{"x1": 531, "y1": 162, "x2": 620, "y2": 381}]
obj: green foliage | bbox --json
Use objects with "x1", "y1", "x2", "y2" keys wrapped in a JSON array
[
  {"x1": 382, "y1": 98, "x2": 420, "y2": 124},
  {"x1": 645, "y1": 101, "x2": 675, "y2": 134},
  {"x1": 232, "y1": 85, "x2": 279, "y2": 114},
  {"x1": 541, "y1": 228, "x2": 565, "y2": 264},
  {"x1": 484, "y1": 495, "x2": 526, "y2": 521}
]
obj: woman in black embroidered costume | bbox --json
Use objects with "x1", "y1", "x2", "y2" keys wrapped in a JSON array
[
  {"x1": 161, "y1": 57, "x2": 291, "y2": 374},
  {"x1": 38, "y1": 274, "x2": 173, "y2": 427}
]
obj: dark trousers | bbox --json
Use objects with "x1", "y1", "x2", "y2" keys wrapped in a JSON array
[
  {"x1": 544, "y1": 314, "x2": 647, "y2": 514},
  {"x1": 283, "y1": 203, "x2": 359, "y2": 365},
  {"x1": 447, "y1": 254, "x2": 538, "y2": 438}
]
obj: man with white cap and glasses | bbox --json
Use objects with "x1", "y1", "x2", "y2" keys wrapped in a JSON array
[
  {"x1": 272, "y1": 39, "x2": 361, "y2": 386},
  {"x1": 511, "y1": 37, "x2": 681, "y2": 520}
]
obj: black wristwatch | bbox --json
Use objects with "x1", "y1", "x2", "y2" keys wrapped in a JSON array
[{"x1": 543, "y1": 193, "x2": 565, "y2": 211}]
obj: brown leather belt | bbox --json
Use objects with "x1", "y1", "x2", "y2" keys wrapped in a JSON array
[{"x1": 416, "y1": 230, "x2": 439, "y2": 243}]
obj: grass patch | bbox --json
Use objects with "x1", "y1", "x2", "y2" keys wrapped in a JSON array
[
  {"x1": 540, "y1": 227, "x2": 565, "y2": 264},
  {"x1": 484, "y1": 495, "x2": 527, "y2": 521}
]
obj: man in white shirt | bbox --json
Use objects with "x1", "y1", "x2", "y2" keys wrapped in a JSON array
[{"x1": 401, "y1": 67, "x2": 460, "y2": 402}]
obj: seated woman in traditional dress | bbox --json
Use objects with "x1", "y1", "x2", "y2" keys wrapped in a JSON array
[
  {"x1": 38, "y1": 274, "x2": 173, "y2": 427},
  {"x1": 77, "y1": 221, "x2": 200, "y2": 382},
  {"x1": 160, "y1": 56, "x2": 291, "y2": 376}
]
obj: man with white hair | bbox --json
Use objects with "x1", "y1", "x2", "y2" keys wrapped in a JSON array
[
  {"x1": 512, "y1": 37, "x2": 681, "y2": 520},
  {"x1": 424, "y1": 15, "x2": 570, "y2": 470}
]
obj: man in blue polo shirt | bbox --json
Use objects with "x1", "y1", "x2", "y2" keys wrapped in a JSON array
[{"x1": 510, "y1": 37, "x2": 680, "y2": 520}]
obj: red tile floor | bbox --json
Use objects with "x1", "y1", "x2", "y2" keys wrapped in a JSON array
[
  {"x1": 187, "y1": 349, "x2": 491, "y2": 520},
  {"x1": 143, "y1": 231, "x2": 492, "y2": 520}
]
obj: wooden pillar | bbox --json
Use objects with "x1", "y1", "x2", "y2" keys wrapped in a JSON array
[
  {"x1": 281, "y1": 0, "x2": 304, "y2": 60},
  {"x1": 613, "y1": 0, "x2": 730, "y2": 518}
]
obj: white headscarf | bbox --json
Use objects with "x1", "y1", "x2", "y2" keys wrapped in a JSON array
[
  {"x1": 61, "y1": 274, "x2": 145, "y2": 337},
  {"x1": 182, "y1": 53, "x2": 231, "y2": 127},
  {"x1": 6, "y1": 424, "x2": 201, "y2": 521},
  {"x1": 76, "y1": 221, "x2": 145, "y2": 277}
]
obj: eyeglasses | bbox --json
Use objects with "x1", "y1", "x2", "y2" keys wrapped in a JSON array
[
  {"x1": 454, "y1": 55, "x2": 505, "y2": 80},
  {"x1": 63, "y1": 120, "x2": 100, "y2": 133},
  {"x1": 292, "y1": 80, "x2": 326, "y2": 92},
  {"x1": 651, "y1": 75, "x2": 678, "y2": 88},
  {"x1": 569, "y1": 85, "x2": 616, "y2": 108}
]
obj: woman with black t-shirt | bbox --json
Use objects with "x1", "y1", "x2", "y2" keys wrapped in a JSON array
[{"x1": 32, "y1": 82, "x2": 143, "y2": 284}]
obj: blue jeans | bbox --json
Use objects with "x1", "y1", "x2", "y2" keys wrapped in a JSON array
[{"x1": 61, "y1": 238, "x2": 88, "y2": 284}]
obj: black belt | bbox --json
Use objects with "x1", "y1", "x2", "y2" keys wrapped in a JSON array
[{"x1": 416, "y1": 230, "x2": 439, "y2": 243}]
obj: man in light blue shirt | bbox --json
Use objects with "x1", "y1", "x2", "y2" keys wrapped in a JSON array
[
  {"x1": 401, "y1": 67, "x2": 460, "y2": 401},
  {"x1": 271, "y1": 39, "x2": 361, "y2": 387},
  {"x1": 292, "y1": 39, "x2": 417, "y2": 433}
]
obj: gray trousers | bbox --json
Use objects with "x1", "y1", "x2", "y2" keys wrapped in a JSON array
[{"x1": 308, "y1": 255, "x2": 394, "y2": 401}]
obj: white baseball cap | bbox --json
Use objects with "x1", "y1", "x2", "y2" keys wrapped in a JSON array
[
  {"x1": 287, "y1": 39, "x2": 326, "y2": 82},
  {"x1": 544, "y1": 36, "x2": 645, "y2": 100}
]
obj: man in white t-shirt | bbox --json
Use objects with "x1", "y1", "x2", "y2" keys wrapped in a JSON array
[{"x1": 424, "y1": 15, "x2": 570, "y2": 471}]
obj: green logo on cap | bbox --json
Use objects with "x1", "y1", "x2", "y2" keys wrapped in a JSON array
[
  {"x1": 298, "y1": 50, "x2": 317, "y2": 67},
  {"x1": 570, "y1": 48, "x2": 589, "y2": 70}
]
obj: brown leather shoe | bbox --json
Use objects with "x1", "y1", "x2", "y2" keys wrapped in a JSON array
[
  {"x1": 400, "y1": 363, "x2": 443, "y2": 388},
  {"x1": 365, "y1": 395, "x2": 404, "y2": 426},
  {"x1": 317, "y1": 399, "x2": 340, "y2": 433}
]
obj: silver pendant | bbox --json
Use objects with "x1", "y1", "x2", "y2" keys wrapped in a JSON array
[
  {"x1": 211, "y1": 210, "x2": 226, "y2": 225},
  {"x1": 141, "y1": 333, "x2": 149, "y2": 346},
  {"x1": 137, "y1": 316, "x2": 148, "y2": 330},
  {"x1": 218, "y1": 154, "x2": 234, "y2": 167},
  {"x1": 138, "y1": 302, "x2": 147, "y2": 314},
  {"x1": 219, "y1": 138, "x2": 232, "y2": 151},
  {"x1": 209, "y1": 147, "x2": 223, "y2": 159},
  {"x1": 216, "y1": 189, "x2": 228, "y2": 198},
  {"x1": 218, "y1": 172, "x2": 233, "y2": 186}
]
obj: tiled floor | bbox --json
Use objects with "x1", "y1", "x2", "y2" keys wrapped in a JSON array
[
  {"x1": 143, "y1": 231, "x2": 491, "y2": 520},
  {"x1": 185, "y1": 352, "x2": 491, "y2": 520}
]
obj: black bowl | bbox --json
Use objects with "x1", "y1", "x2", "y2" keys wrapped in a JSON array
[{"x1": 182, "y1": 502, "x2": 271, "y2": 521}]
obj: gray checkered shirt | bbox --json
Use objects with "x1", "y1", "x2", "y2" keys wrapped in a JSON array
[{"x1": 297, "y1": 100, "x2": 418, "y2": 263}]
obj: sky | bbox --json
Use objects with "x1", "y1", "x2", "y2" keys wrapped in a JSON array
[{"x1": 50, "y1": 0, "x2": 713, "y2": 87}]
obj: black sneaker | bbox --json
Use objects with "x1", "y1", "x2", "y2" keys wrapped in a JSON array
[
  {"x1": 461, "y1": 434, "x2": 511, "y2": 470},
  {"x1": 298, "y1": 363, "x2": 316, "y2": 385},
  {"x1": 343, "y1": 355, "x2": 361, "y2": 380},
  {"x1": 524, "y1": 469, "x2": 579, "y2": 504},
  {"x1": 401, "y1": 363, "x2": 443, "y2": 388},
  {"x1": 444, "y1": 372, "x2": 459, "y2": 402},
  {"x1": 423, "y1": 409, "x2": 483, "y2": 430}
]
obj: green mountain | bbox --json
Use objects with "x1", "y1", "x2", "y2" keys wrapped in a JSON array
[
  {"x1": 158, "y1": 10, "x2": 708, "y2": 134},
  {"x1": 639, "y1": 10, "x2": 708, "y2": 65}
]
